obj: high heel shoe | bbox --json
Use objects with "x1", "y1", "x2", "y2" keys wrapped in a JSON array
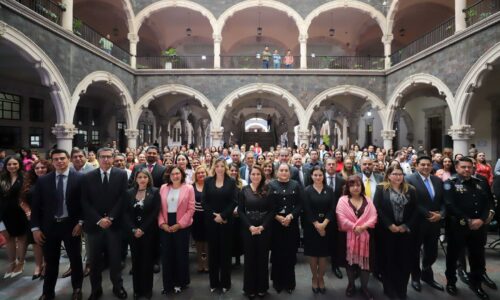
[
  {"x1": 32, "y1": 265, "x2": 43, "y2": 280},
  {"x1": 312, "y1": 287, "x2": 320, "y2": 294},
  {"x1": 10, "y1": 261, "x2": 24, "y2": 278},
  {"x1": 3, "y1": 262, "x2": 15, "y2": 278}
]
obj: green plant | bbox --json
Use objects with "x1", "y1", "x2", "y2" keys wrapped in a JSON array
[
  {"x1": 161, "y1": 47, "x2": 177, "y2": 57},
  {"x1": 73, "y1": 19, "x2": 82, "y2": 34},
  {"x1": 322, "y1": 134, "x2": 330, "y2": 146}
]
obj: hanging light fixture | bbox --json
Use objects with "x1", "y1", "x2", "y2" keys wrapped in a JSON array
[
  {"x1": 186, "y1": 12, "x2": 192, "y2": 37},
  {"x1": 257, "y1": 10, "x2": 262, "y2": 36},
  {"x1": 329, "y1": 12, "x2": 335, "y2": 37}
]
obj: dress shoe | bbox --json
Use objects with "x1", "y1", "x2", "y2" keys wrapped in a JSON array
[
  {"x1": 458, "y1": 268, "x2": 470, "y2": 286},
  {"x1": 87, "y1": 289, "x2": 103, "y2": 300},
  {"x1": 38, "y1": 294, "x2": 55, "y2": 300},
  {"x1": 257, "y1": 291, "x2": 267, "y2": 298},
  {"x1": 422, "y1": 278, "x2": 444, "y2": 291},
  {"x1": 446, "y1": 283, "x2": 457, "y2": 295},
  {"x1": 319, "y1": 287, "x2": 326, "y2": 294},
  {"x1": 333, "y1": 266, "x2": 343, "y2": 279},
  {"x1": 481, "y1": 273, "x2": 497, "y2": 290},
  {"x1": 10, "y1": 261, "x2": 24, "y2": 278},
  {"x1": 153, "y1": 264, "x2": 160, "y2": 273},
  {"x1": 32, "y1": 273, "x2": 42, "y2": 280},
  {"x1": 411, "y1": 280, "x2": 422, "y2": 292},
  {"x1": 72, "y1": 289, "x2": 83, "y2": 300},
  {"x1": 470, "y1": 286, "x2": 489, "y2": 300},
  {"x1": 113, "y1": 286, "x2": 128, "y2": 299},
  {"x1": 61, "y1": 267, "x2": 72, "y2": 278},
  {"x1": 312, "y1": 287, "x2": 320, "y2": 294}
]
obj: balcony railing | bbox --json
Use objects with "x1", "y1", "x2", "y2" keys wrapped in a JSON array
[
  {"x1": 73, "y1": 19, "x2": 130, "y2": 64},
  {"x1": 17, "y1": 0, "x2": 64, "y2": 25},
  {"x1": 465, "y1": 0, "x2": 500, "y2": 26},
  {"x1": 136, "y1": 56, "x2": 214, "y2": 69},
  {"x1": 391, "y1": 17, "x2": 455, "y2": 65},
  {"x1": 308, "y1": 56, "x2": 385, "y2": 70},
  {"x1": 221, "y1": 56, "x2": 300, "y2": 69}
]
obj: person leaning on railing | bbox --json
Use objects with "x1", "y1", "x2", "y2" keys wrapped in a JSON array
[{"x1": 99, "y1": 34, "x2": 113, "y2": 55}]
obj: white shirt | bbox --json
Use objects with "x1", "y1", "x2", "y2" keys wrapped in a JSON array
[
  {"x1": 362, "y1": 173, "x2": 377, "y2": 199},
  {"x1": 326, "y1": 173, "x2": 336, "y2": 190},
  {"x1": 418, "y1": 172, "x2": 435, "y2": 197},
  {"x1": 100, "y1": 168, "x2": 111, "y2": 182},
  {"x1": 167, "y1": 188, "x2": 180, "y2": 213}
]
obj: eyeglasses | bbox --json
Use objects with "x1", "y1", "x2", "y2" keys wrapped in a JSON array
[
  {"x1": 99, "y1": 155, "x2": 113, "y2": 160},
  {"x1": 390, "y1": 173, "x2": 404, "y2": 176}
]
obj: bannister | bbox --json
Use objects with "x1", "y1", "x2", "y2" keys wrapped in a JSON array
[
  {"x1": 17, "y1": 0, "x2": 64, "y2": 25},
  {"x1": 136, "y1": 56, "x2": 214, "y2": 69},
  {"x1": 391, "y1": 17, "x2": 455, "y2": 65},
  {"x1": 221, "y1": 56, "x2": 300, "y2": 69},
  {"x1": 308, "y1": 56, "x2": 385, "y2": 70},
  {"x1": 465, "y1": 0, "x2": 500, "y2": 27},
  {"x1": 73, "y1": 18, "x2": 130, "y2": 64}
]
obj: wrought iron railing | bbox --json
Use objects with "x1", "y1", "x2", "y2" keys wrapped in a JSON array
[
  {"x1": 17, "y1": 0, "x2": 64, "y2": 25},
  {"x1": 391, "y1": 17, "x2": 455, "y2": 65},
  {"x1": 221, "y1": 55, "x2": 300, "y2": 69},
  {"x1": 136, "y1": 56, "x2": 214, "y2": 69},
  {"x1": 307, "y1": 56, "x2": 385, "y2": 70},
  {"x1": 73, "y1": 18, "x2": 130, "y2": 64},
  {"x1": 465, "y1": 0, "x2": 500, "y2": 26}
]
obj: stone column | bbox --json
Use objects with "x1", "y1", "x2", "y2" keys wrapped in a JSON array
[
  {"x1": 128, "y1": 33, "x2": 139, "y2": 68},
  {"x1": 287, "y1": 129, "x2": 295, "y2": 147},
  {"x1": 125, "y1": 129, "x2": 139, "y2": 150},
  {"x1": 61, "y1": 0, "x2": 73, "y2": 31},
  {"x1": 180, "y1": 105, "x2": 191, "y2": 145},
  {"x1": 382, "y1": 34, "x2": 393, "y2": 69},
  {"x1": 213, "y1": 34, "x2": 222, "y2": 69},
  {"x1": 52, "y1": 123, "x2": 77, "y2": 152},
  {"x1": 299, "y1": 34, "x2": 307, "y2": 69},
  {"x1": 210, "y1": 129, "x2": 223, "y2": 147},
  {"x1": 455, "y1": 0, "x2": 467, "y2": 32},
  {"x1": 381, "y1": 130, "x2": 396, "y2": 151},
  {"x1": 448, "y1": 125, "x2": 475, "y2": 156},
  {"x1": 298, "y1": 131, "x2": 310, "y2": 148},
  {"x1": 200, "y1": 119, "x2": 210, "y2": 148}
]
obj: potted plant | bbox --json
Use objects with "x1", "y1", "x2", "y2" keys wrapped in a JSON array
[
  {"x1": 161, "y1": 47, "x2": 177, "y2": 69},
  {"x1": 73, "y1": 19, "x2": 82, "y2": 36}
]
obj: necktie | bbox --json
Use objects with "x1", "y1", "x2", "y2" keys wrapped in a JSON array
[
  {"x1": 56, "y1": 174, "x2": 64, "y2": 217},
  {"x1": 328, "y1": 176, "x2": 334, "y2": 189},
  {"x1": 299, "y1": 167, "x2": 304, "y2": 185},
  {"x1": 424, "y1": 178, "x2": 434, "y2": 200},
  {"x1": 103, "y1": 171, "x2": 109, "y2": 187},
  {"x1": 365, "y1": 178, "x2": 371, "y2": 199},
  {"x1": 148, "y1": 164, "x2": 154, "y2": 173}
]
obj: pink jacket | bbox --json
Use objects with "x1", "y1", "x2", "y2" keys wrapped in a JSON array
[{"x1": 158, "y1": 183, "x2": 195, "y2": 229}]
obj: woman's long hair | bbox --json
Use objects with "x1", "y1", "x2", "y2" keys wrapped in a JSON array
[
  {"x1": 0, "y1": 156, "x2": 23, "y2": 192},
  {"x1": 20, "y1": 159, "x2": 53, "y2": 202},
  {"x1": 250, "y1": 165, "x2": 267, "y2": 197}
]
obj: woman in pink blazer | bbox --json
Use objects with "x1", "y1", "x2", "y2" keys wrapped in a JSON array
[{"x1": 158, "y1": 165, "x2": 195, "y2": 295}]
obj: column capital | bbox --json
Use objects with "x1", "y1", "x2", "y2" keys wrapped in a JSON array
[
  {"x1": 212, "y1": 34, "x2": 222, "y2": 43},
  {"x1": 298, "y1": 130, "x2": 310, "y2": 140},
  {"x1": 200, "y1": 118, "x2": 210, "y2": 130},
  {"x1": 52, "y1": 123, "x2": 77, "y2": 139},
  {"x1": 448, "y1": 125, "x2": 475, "y2": 140},
  {"x1": 124, "y1": 129, "x2": 140, "y2": 139},
  {"x1": 127, "y1": 33, "x2": 139, "y2": 43},
  {"x1": 298, "y1": 34, "x2": 308, "y2": 43},
  {"x1": 381, "y1": 34, "x2": 394, "y2": 44},
  {"x1": 210, "y1": 130, "x2": 224, "y2": 139},
  {"x1": 381, "y1": 130, "x2": 396, "y2": 140}
]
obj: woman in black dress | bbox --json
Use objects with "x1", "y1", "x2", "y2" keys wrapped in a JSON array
[
  {"x1": 268, "y1": 163, "x2": 303, "y2": 294},
  {"x1": 229, "y1": 163, "x2": 246, "y2": 267},
  {"x1": 303, "y1": 166, "x2": 334, "y2": 294},
  {"x1": 0, "y1": 156, "x2": 27, "y2": 278},
  {"x1": 192, "y1": 165, "x2": 209, "y2": 273},
  {"x1": 20, "y1": 159, "x2": 53, "y2": 280},
  {"x1": 373, "y1": 165, "x2": 418, "y2": 299},
  {"x1": 238, "y1": 165, "x2": 274, "y2": 298},
  {"x1": 202, "y1": 158, "x2": 238, "y2": 293},
  {"x1": 124, "y1": 168, "x2": 160, "y2": 299}
]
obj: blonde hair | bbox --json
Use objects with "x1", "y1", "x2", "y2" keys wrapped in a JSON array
[
  {"x1": 209, "y1": 158, "x2": 230, "y2": 179},
  {"x1": 194, "y1": 165, "x2": 208, "y2": 183},
  {"x1": 381, "y1": 164, "x2": 410, "y2": 193}
]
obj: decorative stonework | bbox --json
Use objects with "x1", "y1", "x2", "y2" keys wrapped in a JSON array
[
  {"x1": 0, "y1": 22, "x2": 7, "y2": 38},
  {"x1": 124, "y1": 129, "x2": 140, "y2": 139},
  {"x1": 381, "y1": 130, "x2": 396, "y2": 140},
  {"x1": 52, "y1": 123, "x2": 77, "y2": 139},
  {"x1": 210, "y1": 130, "x2": 224, "y2": 139},
  {"x1": 448, "y1": 125, "x2": 475, "y2": 140}
]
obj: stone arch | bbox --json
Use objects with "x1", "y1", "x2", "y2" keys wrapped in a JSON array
[
  {"x1": 304, "y1": 85, "x2": 387, "y2": 129},
  {"x1": 387, "y1": 0, "x2": 401, "y2": 34},
  {"x1": 455, "y1": 42, "x2": 500, "y2": 124},
  {"x1": 0, "y1": 21, "x2": 71, "y2": 124},
  {"x1": 215, "y1": 83, "x2": 307, "y2": 130},
  {"x1": 386, "y1": 73, "x2": 456, "y2": 129},
  {"x1": 217, "y1": 0, "x2": 305, "y2": 37},
  {"x1": 134, "y1": 0, "x2": 217, "y2": 35},
  {"x1": 304, "y1": 0, "x2": 388, "y2": 36},
  {"x1": 134, "y1": 84, "x2": 217, "y2": 130},
  {"x1": 120, "y1": 0, "x2": 136, "y2": 34},
  {"x1": 70, "y1": 71, "x2": 135, "y2": 128}
]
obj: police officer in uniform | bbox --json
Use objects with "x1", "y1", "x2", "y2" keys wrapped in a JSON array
[{"x1": 444, "y1": 157, "x2": 493, "y2": 300}]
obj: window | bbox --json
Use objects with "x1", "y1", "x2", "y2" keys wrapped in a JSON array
[
  {"x1": 0, "y1": 126, "x2": 21, "y2": 148},
  {"x1": 91, "y1": 130, "x2": 99, "y2": 144},
  {"x1": 29, "y1": 128, "x2": 44, "y2": 148},
  {"x1": 0, "y1": 92, "x2": 21, "y2": 120},
  {"x1": 77, "y1": 129, "x2": 88, "y2": 143},
  {"x1": 29, "y1": 98, "x2": 44, "y2": 122}
]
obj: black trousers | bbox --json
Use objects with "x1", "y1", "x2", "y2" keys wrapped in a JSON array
[
  {"x1": 445, "y1": 223, "x2": 487, "y2": 287},
  {"x1": 411, "y1": 221, "x2": 441, "y2": 281},
  {"x1": 160, "y1": 213, "x2": 190, "y2": 290},
  {"x1": 42, "y1": 220, "x2": 83, "y2": 297},
  {"x1": 87, "y1": 228, "x2": 123, "y2": 292},
  {"x1": 206, "y1": 219, "x2": 233, "y2": 289},
  {"x1": 130, "y1": 231, "x2": 155, "y2": 297},
  {"x1": 242, "y1": 227, "x2": 271, "y2": 295},
  {"x1": 271, "y1": 220, "x2": 299, "y2": 291}
]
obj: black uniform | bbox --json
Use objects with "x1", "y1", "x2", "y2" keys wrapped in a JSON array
[
  {"x1": 268, "y1": 179, "x2": 303, "y2": 292},
  {"x1": 444, "y1": 175, "x2": 491, "y2": 288}
]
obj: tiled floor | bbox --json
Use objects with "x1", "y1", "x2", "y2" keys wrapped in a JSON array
[{"x1": 0, "y1": 235, "x2": 499, "y2": 300}]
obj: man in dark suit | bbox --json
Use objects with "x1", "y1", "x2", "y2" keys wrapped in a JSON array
[
  {"x1": 31, "y1": 149, "x2": 84, "y2": 300},
  {"x1": 358, "y1": 157, "x2": 383, "y2": 199},
  {"x1": 274, "y1": 149, "x2": 299, "y2": 181},
  {"x1": 82, "y1": 147, "x2": 129, "y2": 300},
  {"x1": 130, "y1": 145, "x2": 166, "y2": 188},
  {"x1": 292, "y1": 153, "x2": 311, "y2": 187},
  {"x1": 239, "y1": 151, "x2": 255, "y2": 183},
  {"x1": 324, "y1": 157, "x2": 345, "y2": 279},
  {"x1": 406, "y1": 156, "x2": 445, "y2": 292}
]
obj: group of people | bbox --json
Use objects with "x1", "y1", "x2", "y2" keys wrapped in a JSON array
[
  {"x1": 0, "y1": 142, "x2": 498, "y2": 300},
  {"x1": 261, "y1": 46, "x2": 294, "y2": 69}
]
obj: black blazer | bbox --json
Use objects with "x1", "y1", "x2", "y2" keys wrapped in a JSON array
[
  {"x1": 123, "y1": 187, "x2": 161, "y2": 236},
  {"x1": 405, "y1": 172, "x2": 445, "y2": 219},
  {"x1": 130, "y1": 163, "x2": 166, "y2": 188},
  {"x1": 373, "y1": 184, "x2": 419, "y2": 231},
  {"x1": 31, "y1": 170, "x2": 83, "y2": 232},
  {"x1": 81, "y1": 167, "x2": 128, "y2": 233}
]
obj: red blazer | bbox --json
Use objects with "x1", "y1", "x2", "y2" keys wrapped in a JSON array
[{"x1": 158, "y1": 183, "x2": 195, "y2": 229}]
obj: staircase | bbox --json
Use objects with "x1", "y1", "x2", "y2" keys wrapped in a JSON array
[{"x1": 242, "y1": 132, "x2": 275, "y2": 151}]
